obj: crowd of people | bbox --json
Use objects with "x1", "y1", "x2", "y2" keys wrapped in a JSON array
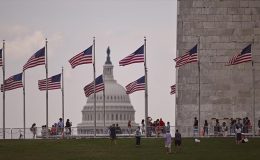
[
  {"x1": 120, "y1": 117, "x2": 171, "y2": 137},
  {"x1": 30, "y1": 118, "x2": 72, "y2": 138},
  {"x1": 26, "y1": 115, "x2": 260, "y2": 156},
  {"x1": 108, "y1": 119, "x2": 181, "y2": 154},
  {"x1": 193, "y1": 117, "x2": 255, "y2": 137},
  {"x1": 230, "y1": 117, "x2": 251, "y2": 134},
  {"x1": 29, "y1": 116, "x2": 259, "y2": 150},
  {"x1": 146, "y1": 117, "x2": 171, "y2": 137},
  {"x1": 191, "y1": 117, "x2": 260, "y2": 145}
]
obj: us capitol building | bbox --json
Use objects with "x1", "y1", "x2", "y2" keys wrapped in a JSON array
[{"x1": 77, "y1": 47, "x2": 138, "y2": 134}]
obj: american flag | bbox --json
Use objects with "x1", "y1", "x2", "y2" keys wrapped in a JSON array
[
  {"x1": 170, "y1": 84, "x2": 176, "y2": 95},
  {"x1": 119, "y1": 45, "x2": 144, "y2": 66},
  {"x1": 126, "y1": 76, "x2": 145, "y2": 94},
  {"x1": 69, "y1": 46, "x2": 92, "y2": 68},
  {"x1": 227, "y1": 44, "x2": 252, "y2": 66},
  {"x1": 23, "y1": 47, "x2": 45, "y2": 71},
  {"x1": 1, "y1": 73, "x2": 23, "y2": 92},
  {"x1": 84, "y1": 75, "x2": 104, "y2": 97},
  {"x1": 174, "y1": 45, "x2": 198, "y2": 67},
  {"x1": 38, "y1": 74, "x2": 61, "y2": 91},
  {"x1": 0, "y1": 48, "x2": 2, "y2": 67}
]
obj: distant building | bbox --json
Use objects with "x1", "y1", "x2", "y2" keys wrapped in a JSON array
[
  {"x1": 77, "y1": 47, "x2": 138, "y2": 134},
  {"x1": 176, "y1": 0, "x2": 260, "y2": 136}
]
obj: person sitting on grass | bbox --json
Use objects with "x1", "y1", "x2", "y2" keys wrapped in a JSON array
[
  {"x1": 164, "y1": 130, "x2": 172, "y2": 154},
  {"x1": 51, "y1": 124, "x2": 57, "y2": 135},
  {"x1": 175, "y1": 129, "x2": 182, "y2": 152},
  {"x1": 241, "y1": 133, "x2": 249, "y2": 143},
  {"x1": 41, "y1": 125, "x2": 48, "y2": 137}
]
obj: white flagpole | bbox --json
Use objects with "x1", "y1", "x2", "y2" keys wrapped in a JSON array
[
  {"x1": 198, "y1": 40, "x2": 201, "y2": 137},
  {"x1": 2, "y1": 40, "x2": 6, "y2": 139},
  {"x1": 144, "y1": 37, "x2": 148, "y2": 137},
  {"x1": 93, "y1": 37, "x2": 97, "y2": 137},
  {"x1": 252, "y1": 57, "x2": 255, "y2": 136},
  {"x1": 45, "y1": 38, "x2": 49, "y2": 133},
  {"x1": 23, "y1": 71, "x2": 26, "y2": 139},
  {"x1": 103, "y1": 90, "x2": 105, "y2": 128},
  {"x1": 251, "y1": 39, "x2": 255, "y2": 137},
  {"x1": 62, "y1": 67, "x2": 64, "y2": 125}
]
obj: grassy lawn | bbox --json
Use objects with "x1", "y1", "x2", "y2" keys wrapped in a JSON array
[{"x1": 0, "y1": 137, "x2": 260, "y2": 160}]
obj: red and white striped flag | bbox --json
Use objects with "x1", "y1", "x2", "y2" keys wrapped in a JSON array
[
  {"x1": 119, "y1": 45, "x2": 144, "y2": 66},
  {"x1": 84, "y1": 75, "x2": 104, "y2": 97},
  {"x1": 69, "y1": 46, "x2": 92, "y2": 68},
  {"x1": 38, "y1": 74, "x2": 61, "y2": 91},
  {"x1": 1, "y1": 73, "x2": 23, "y2": 92},
  {"x1": 170, "y1": 84, "x2": 176, "y2": 95},
  {"x1": 227, "y1": 44, "x2": 252, "y2": 66},
  {"x1": 125, "y1": 76, "x2": 145, "y2": 94},
  {"x1": 23, "y1": 47, "x2": 45, "y2": 71},
  {"x1": 174, "y1": 45, "x2": 198, "y2": 67}
]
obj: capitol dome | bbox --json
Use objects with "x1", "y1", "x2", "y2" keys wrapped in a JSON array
[{"x1": 77, "y1": 47, "x2": 138, "y2": 134}]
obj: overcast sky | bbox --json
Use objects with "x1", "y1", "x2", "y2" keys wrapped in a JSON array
[{"x1": 0, "y1": 0, "x2": 177, "y2": 129}]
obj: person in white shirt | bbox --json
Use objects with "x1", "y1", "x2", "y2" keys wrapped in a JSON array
[
  {"x1": 222, "y1": 122, "x2": 228, "y2": 137},
  {"x1": 164, "y1": 130, "x2": 172, "y2": 154},
  {"x1": 135, "y1": 126, "x2": 141, "y2": 146},
  {"x1": 235, "y1": 125, "x2": 242, "y2": 144},
  {"x1": 58, "y1": 118, "x2": 64, "y2": 135}
]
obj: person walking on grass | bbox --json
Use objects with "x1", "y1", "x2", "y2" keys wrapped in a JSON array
[
  {"x1": 164, "y1": 130, "x2": 172, "y2": 154},
  {"x1": 135, "y1": 126, "x2": 141, "y2": 146},
  {"x1": 109, "y1": 124, "x2": 117, "y2": 144},
  {"x1": 175, "y1": 129, "x2": 182, "y2": 152}
]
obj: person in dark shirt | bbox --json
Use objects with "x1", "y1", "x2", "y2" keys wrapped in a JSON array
[
  {"x1": 175, "y1": 129, "x2": 182, "y2": 152},
  {"x1": 30, "y1": 123, "x2": 37, "y2": 139},
  {"x1": 193, "y1": 117, "x2": 198, "y2": 136},
  {"x1": 203, "y1": 120, "x2": 208, "y2": 136},
  {"x1": 258, "y1": 120, "x2": 260, "y2": 135},
  {"x1": 65, "y1": 119, "x2": 72, "y2": 135},
  {"x1": 115, "y1": 124, "x2": 122, "y2": 134},
  {"x1": 109, "y1": 124, "x2": 117, "y2": 144}
]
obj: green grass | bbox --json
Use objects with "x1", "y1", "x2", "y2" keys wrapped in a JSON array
[{"x1": 0, "y1": 137, "x2": 260, "y2": 160}]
